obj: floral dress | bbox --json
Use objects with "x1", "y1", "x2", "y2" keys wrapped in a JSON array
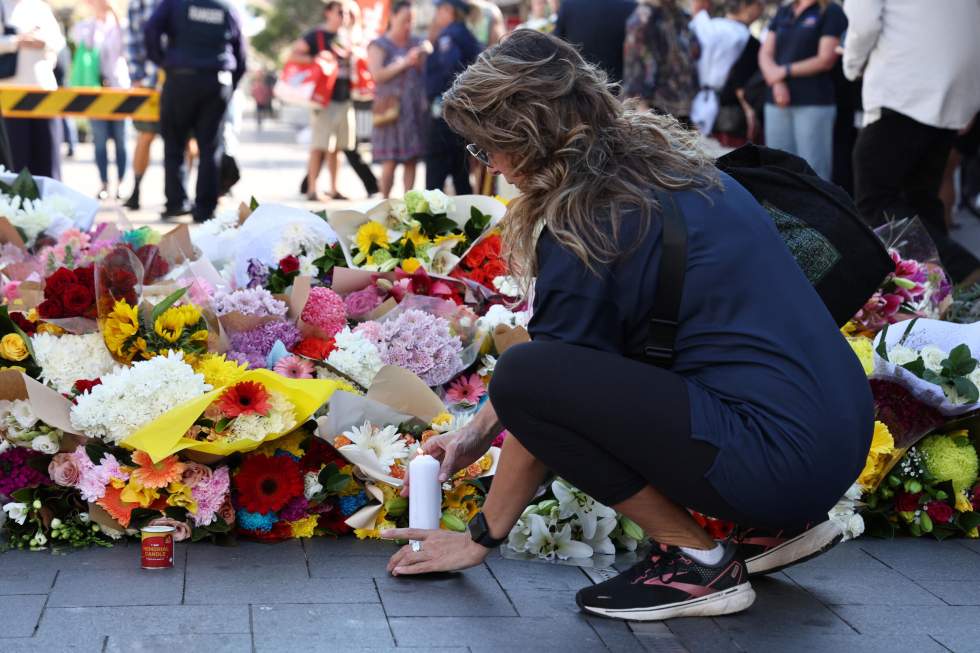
[{"x1": 370, "y1": 35, "x2": 427, "y2": 163}]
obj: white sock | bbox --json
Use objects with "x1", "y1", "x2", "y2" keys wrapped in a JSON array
[{"x1": 680, "y1": 543, "x2": 725, "y2": 566}]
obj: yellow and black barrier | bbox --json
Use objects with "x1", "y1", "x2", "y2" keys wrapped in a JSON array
[{"x1": 0, "y1": 86, "x2": 159, "y2": 121}]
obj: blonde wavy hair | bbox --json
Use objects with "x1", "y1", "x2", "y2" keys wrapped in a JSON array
[{"x1": 442, "y1": 30, "x2": 719, "y2": 286}]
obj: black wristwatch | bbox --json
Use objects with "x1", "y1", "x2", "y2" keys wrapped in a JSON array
[{"x1": 468, "y1": 512, "x2": 507, "y2": 549}]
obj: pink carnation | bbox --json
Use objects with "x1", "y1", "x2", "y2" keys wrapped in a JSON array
[
  {"x1": 191, "y1": 466, "x2": 231, "y2": 527},
  {"x1": 301, "y1": 287, "x2": 347, "y2": 338}
]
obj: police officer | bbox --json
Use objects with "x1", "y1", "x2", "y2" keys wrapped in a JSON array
[
  {"x1": 145, "y1": 0, "x2": 246, "y2": 222},
  {"x1": 425, "y1": 0, "x2": 482, "y2": 195}
]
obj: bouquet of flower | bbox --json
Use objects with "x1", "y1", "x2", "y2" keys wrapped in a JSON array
[
  {"x1": 862, "y1": 429, "x2": 980, "y2": 539},
  {"x1": 450, "y1": 232, "x2": 511, "y2": 292},
  {"x1": 0, "y1": 169, "x2": 78, "y2": 249},
  {"x1": 37, "y1": 265, "x2": 97, "y2": 326},
  {"x1": 3, "y1": 483, "x2": 116, "y2": 550},
  {"x1": 35, "y1": 226, "x2": 117, "y2": 275},
  {"x1": 100, "y1": 287, "x2": 210, "y2": 364},
  {"x1": 507, "y1": 478, "x2": 646, "y2": 561},
  {"x1": 0, "y1": 307, "x2": 40, "y2": 378}
]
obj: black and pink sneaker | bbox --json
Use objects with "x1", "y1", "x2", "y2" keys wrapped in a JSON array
[
  {"x1": 736, "y1": 520, "x2": 844, "y2": 577},
  {"x1": 575, "y1": 542, "x2": 755, "y2": 621}
]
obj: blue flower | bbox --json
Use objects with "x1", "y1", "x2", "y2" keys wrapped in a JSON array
[
  {"x1": 338, "y1": 491, "x2": 369, "y2": 516},
  {"x1": 236, "y1": 509, "x2": 279, "y2": 532}
]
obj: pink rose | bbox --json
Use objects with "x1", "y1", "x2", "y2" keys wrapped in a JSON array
[
  {"x1": 344, "y1": 286, "x2": 384, "y2": 319},
  {"x1": 180, "y1": 462, "x2": 213, "y2": 489},
  {"x1": 148, "y1": 517, "x2": 192, "y2": 542},
  {"x1": 218, "y1": 498, "x2": 236, "y2": 526},
  {"x1": 48, "y1": 453, "x2": 81, "y2": 487}
]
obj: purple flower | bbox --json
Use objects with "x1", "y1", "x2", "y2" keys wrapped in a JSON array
[
  {"x1": 246, "y1": 259, "x2": 269, "y2": 289},
  {"x1": 377, "y1": 309, "x2": 462, "y2": 386},
  {"x1": 279, "y1": 495, "x2": 310, "y2": 522},
  {"x1": 229, "y1": 320, "x2": 302, "y2": 368},
  {"x1": 0, "y1": 448, "x2": 51, "y2": 497}
]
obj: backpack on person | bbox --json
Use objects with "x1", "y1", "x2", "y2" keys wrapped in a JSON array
[{"x1": 643, "y1": 144, "x2": 894, "y2": 367}]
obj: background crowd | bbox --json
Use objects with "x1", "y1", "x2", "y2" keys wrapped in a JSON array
[{"x1": 0, "y1": 0, "x2": 978, "y2": 275}]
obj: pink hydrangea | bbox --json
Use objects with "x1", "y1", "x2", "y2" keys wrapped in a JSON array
[{"x1": 301, "y1": 287, "x2": 347, "y2": 339}]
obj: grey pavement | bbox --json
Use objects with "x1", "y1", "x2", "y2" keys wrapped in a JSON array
[{"x1": 4, "y1": 537, "x2": 980, "y2": 652}]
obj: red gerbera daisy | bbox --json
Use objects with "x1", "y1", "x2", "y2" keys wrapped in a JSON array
[
  {"x1": 216, "y1": 381, "x2": 271, "y2": 418},
  {"x1": 233, "y1": 454, "x2": 303, "y2": 514}
]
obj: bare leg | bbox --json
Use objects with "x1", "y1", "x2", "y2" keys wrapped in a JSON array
[
  {"x1": 380, "y1": 160, "x2": 396, "y2": 198},
  {"x1": 613, "y1": 486, "x2": 715, "y2": 550},
  {"x1": 307, "y1": 149, "x2": 324, "y2": 198},
  {"x1": 482, "y1": 435, "x2": 550, "y2": 540},
  {"x1": 403, "y1": 159, "x2": 417, "y2": 193},
  {"x1": 326, "y1": 150, "x2": 340, "y2": 196},
  {"x1": 132, "y1": 131, "x2": 154, "y2": 177}
]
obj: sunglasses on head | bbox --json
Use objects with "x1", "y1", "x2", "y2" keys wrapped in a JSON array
[{"x1": 466, "y1": 143, "x2": 491, "y2": 168}]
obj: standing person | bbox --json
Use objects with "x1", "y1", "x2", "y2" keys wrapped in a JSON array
[
  {"x1": 293, "y1": 0, "x2": 356, "y2": 201},
  {"x1": 468, "y1": 0, "x2": 504, "y2": 48},
  {"x1": 713, "y1": 5, "x2": 764, "y2": 147},
  {"x1": 519, "y1": 0, "x2": 556, "y2": 33},
  {"x1": 380, "y1": 31, "x2": 871, "y2": 621},
  {"x1": 622, "y1": 0, "x2": 700, "y2": 124},
  {"x1": 758, "y1": 0, "x2": 846, "y2": 181},
  {"x1": 553, "y1": 0, "x2": 636, "y2": 84},
  {"x1": 687, "y1": 0, "x2": 763, "y2": 136},
  {"x1": 145, "y1": 0, "x2": 247, "y2": 222},
  {"x1": 368, "y1": 1, "x2": 426, "y2": 198},
  {"x1": 72, "y1": 0, "x2": 131, "y2": 200},
  {"x1": 424, "y1": 0, "x2": 481, "y2": 195},
  {"x1": 122, "y1": 0, "x2": 162, "y2": 210},
  {"x1": 844, "y1": 0, "x2": 980, "y2": 283},
  {"x1": 0, "y1": 0, "x2": 65, "y2": 179}
]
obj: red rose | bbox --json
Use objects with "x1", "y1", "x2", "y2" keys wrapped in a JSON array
[
  {"x1": 293, "y1": 337, "x2": 335, "y2": 361},
  {"x1": 896, "y1": 492, "x2": 922, "y2": 513},
  {"x1": 463, "y1": 242, "x2": 490, "y2": 269},
  {"x1": 73, "y1": 378, "x2": 103, "y2": 395},
  {"x1": 44, "y1": 268, "x2": 77, "y2": 299},
  {"x1": 62, "y1": 284, "x2": 94, "y2": 316},
  {"x1": 925, "y1": 501, "x2": 954, "y2": 524},
  {"x1": 482, "y1": 235, "x2": 502, "y2": 259},
  {"x1": 10, "y1": 312, "x2": 36, "y2": 336},
  {"x1": 481, "y1": 259, "x2": 508, "y2": 283},
  {"x1": 136, "y1": 245, "x2": 170, "y2": 284},
  {"x1": 279, "y1": 256, "x2": 300, "y2": 275},
  {"x1": 37, "y1": 297, "x2": 65, "y2": 319},
  {"x1": 74, "y1": 266, "x2": 95, "y2": 291},
  {"x1": 972, "y1": 487, "x2": 980, "y2": 512}
]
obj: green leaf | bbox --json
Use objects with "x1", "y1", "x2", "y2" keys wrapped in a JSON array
[
  {"x1": 190, "y1": 526, "x2": 211, "y2": 542},
  {"x1": 957, "y1": 511, "x2": 980, "y2": 532},
  {"x1": 129, "y1": 508, "x2": 162, "y2": 530},
  {"x1": 317, "y1": 463, "x2": 339, "y2": 485},
  {"x1": 414, "y1": 212, "x2": 459, "y2": 239},
  {"x1": 324, "y1": 473, "x2": 352, "y2": 494},
  {"x1": 943, "y1": 344, "x2": 978, "y2": 377},
  {"x1": 85, "y1": 442, "x2": 110, "y2": 466},
  {"x1": 901, "y1": 358, "x2": 926, "y2": 378},
  {"x1": 249, "y1": 196, "x2": 260, "y2": 211},
  {"x1": 164, "y1": 506, "x2": 189, "y2": 521},
  {"x1": 10, "y1": 168, "x2": 40, "y2": 201},
  {"x1": 214, "y1": 417, "x2": 233, "y2": 434},
  {"x1": 149, "y1": 287, "x2": 189, "y2": 325},
  {"x1": 463, "y1": 207, "x2": 492, "y2": 242},
  {"x1": 314, "y1": 210, "x2": 329, "y2": 221},
  {"x1": 207, "y1": 517, "x2": 232, "y2": 534},
  {"x1": 921, "y1": 369, "x2": 943, "y2": 385},
  {"x1": 875, "y1": 324, "x2": 890, "y2": 361},
  {"x1": 953, "y1": 377, "x2": 980, "y2": 403},
  {"x1": 898, "y1": 317, "x2": 919, "y2": 345}
]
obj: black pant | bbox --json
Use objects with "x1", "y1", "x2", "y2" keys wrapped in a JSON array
[
  {"x1": 489, "y1": 341, "x2": 749, "y2": 524},
  {"x1": 344, "y1": 148, "x2": 378, "y2": 195},
  {"x1": 6, "y1": 117, "x2": 61, "y2": 179},
  {"x1": 161, "y1": 70, "x2": 231, "y2": 221},
  {"x1": 853, "y1": 108, "x2": 979, "y2": 281},
  {"x1": 425, "y1": 117, "x2": 472, "y2": 195}
]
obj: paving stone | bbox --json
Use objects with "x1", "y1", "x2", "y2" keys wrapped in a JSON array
[
  {"x1": 1, "y1": 545, "x2": 172, "y2": 572},
  {"x1": 791, "y1": 541, "x2": 893, "y2": 573},
  {"x1": 727, "y1": 634, "x2": 948, "y2": 653},
  {"x1": 664, "y1": 618, "x2": 742, "y2": 653},
  {"x1": 36, "y1": 605, "x2": 250, "y2": 638},
  {"x1": 485, "y1": 553, "x2": 593, "y2": 591},
  {"x1": 712, "y1": 576, "x2": 853, "y2": 637},
  {"x1": 586, "y1": 615, "x2": 647, "y2": 652},
  {"x1": 783, "y1": 567, "x2": 945, "y2": 605},
  {"x1": 0, "y1": 568, "x2": 57, "y2": 594},
  {"x1": 304, "y1": 536, "x2": 400, "y2": 557},
  {"x1": 184, "y1": 566, "x2": 377, "y2": 604},
  {"x1": 0, "y1": 595, "x2": 46, "y2": 637},
  {"x1": 48, "y1": 567, "x2": 183, "y2": 607},
  {"x1": 956, "y1": 539, "x2": 980, "y2": 556},
  {"x1": 630, "y1": 622, "x2": 690, "y2": 653},
  {"x1": 105, "y1": 634, "x2": 253, "y2": 653},
  {"x1": 933, "y1": 632, "x2": 980, "y2": 653},
  {"x1": 858, "y1": 538, "x2": 980, "y2": 580},
  {"x1": 917, "y1": 581, "x2": 980, "y2": 605},
  {"x1": 308, "y1": 554, "x2": 391, "y2": 579},
  {"x1": 389, "y1": 616, "x2": 605, "y2": 650},
  {"x1": 505, "y1": 589, "x2": 580, "y2": 617},
  {"x1": 832, "y1": 605, "x2": 980, "y2": 635},
  {"x1": 376, "y1": 566, "x2": 515, "y2": 617},
  {"x1": 0, "y1": 632, "x2": 106, "y2": 652},
  {"x1": 251, "y1": 603, "x2": 393, "y2": 649},
  {"x1": 187, "y1": 539, "x2": 307, "y2": 569}
]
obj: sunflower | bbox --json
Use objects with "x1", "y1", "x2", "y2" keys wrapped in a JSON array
[
  {"x1": 154, "y1": 308, "x2": 187, "y2": 343},
  {"x1": 194, "y1": 353, "x2": 248, "y2": 388},
  {"x1": 401, "y1": 226, "x2": 431, "y2": 248},
  {"x1": 216, "y1": 381, "x2": 271, "y2": 418},
  {"x1": 103, "y1": 300, "x2": 140, "y2": 359},
  {"x1": 233, "y1": 454, "x2": 304, "y2": 514},
  {"x1": 131, "y1": 450, "x2": 187, "y2": 489},
  {"x1": 354, "y1": 221, "x2": 389, "y2": 253}
]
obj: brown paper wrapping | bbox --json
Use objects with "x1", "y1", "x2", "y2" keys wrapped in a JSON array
[
  {"x1": 0, "y1": 217, "x2": 26, "y2": 249},
  {"x1": 365, "y1": 298, "x2": 397, "y2": 322},
  {"x1": 492, "y1": 325, "x2": 530, "y2": 355},
  {"x1": 158, "y1": 224, "x2": 195, "y2": 264},
  {"x1": 87, "y1": 502, "x2": 127, "y2": 533},
  {"x1": 15, "y1": 280, "x2": 43, "y2": 311},
  {"x1": 0, "y1": 370, "x2": 81, "y2": 438},
  {"x1": 2, "y1": 261, "x2": 37, "y2": 282},
  {"x1": 366, "y1": 366, "x2": 445, "y2": 424}
]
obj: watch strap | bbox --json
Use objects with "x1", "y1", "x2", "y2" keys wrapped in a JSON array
[{"x1": 469, "y1": 512, "x2": 506, "y2": 548}]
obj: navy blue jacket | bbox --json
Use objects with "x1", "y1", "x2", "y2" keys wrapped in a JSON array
[
  {"x1": 554, "y1": 0, "x2": 637, "y2": 83},
  {"x1": 145, "y1": 0, "x2": 247, "y2": 88},
  {"x1": 424, "y1": 21, "x2": 482, "y2": 101}
]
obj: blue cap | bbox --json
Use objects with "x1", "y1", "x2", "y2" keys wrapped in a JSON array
[{"x1": 436, "y1": 0, "x2": 472, "y2": 12}]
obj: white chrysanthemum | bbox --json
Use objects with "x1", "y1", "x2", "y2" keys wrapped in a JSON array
[
  {"x1": 225, "y1": 392, "x2": 293, "y2": 443},
  {"x1": 492, "y1": 276, "x2": 522, "y2": 298},
  {"x1": 888, "y1": 344, "x2": 919, "y2": 367},
  {"x1": 32, "y1": 332, "x2": 121, "y2": 394},
  {"x1": 9, "y1": 400, "x2": 38, "y2": 431},
  {"x1": 271, "y1": 222, "x2": 329, "y2": 261},
  {"x1": 342, "y1": 420, "x2": 408, "y2": 470},
  {"x1": 195, "y1": 208, "x2": 241, "y2": 236},
  {"x1": 326, "y1": 327, "x2": 384, "y2": 388},
  {"x1": 70, "y1": 351, "x2": 212, "y2": 444},
  {"x1": 12, "y1": 196, "x2": 73, "y2": 246}
]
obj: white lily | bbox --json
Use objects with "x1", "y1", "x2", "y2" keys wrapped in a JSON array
[
  {"x1": 552, "y1": 478, "x2": 616, "y2": 541},
  {"x1": 507, "y1": 513, "x2": 532, "y2": 553},
  {"x1": 477, "y1": 355, "x2": 497, "y2": 377},
  {"x1": 581, "y1": 514, "x2": 618, "y2": 556},
  {"x1": 525, "y1": 513, "x2": 593, "y2": 561},
  {"x1": 3, "y1": 501, "x2": 29, "y2": 525}
]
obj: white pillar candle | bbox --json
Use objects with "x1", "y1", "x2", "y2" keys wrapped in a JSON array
[{"x1": 408, "y1": 454, "x2": 442, "y2": 534}]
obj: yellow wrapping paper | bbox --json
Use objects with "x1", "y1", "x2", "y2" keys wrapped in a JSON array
[{"x1": 122, "y1": 369, "x2": 344, "y2": 463}]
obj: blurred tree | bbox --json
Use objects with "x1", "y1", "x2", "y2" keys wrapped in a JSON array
[{"x1": 251, "y1": 0, "x2": 324, "y2": 62}]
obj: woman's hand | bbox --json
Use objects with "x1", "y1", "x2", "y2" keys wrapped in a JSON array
[
  {"x1": 382, "y1": 528, "x2": 489, "y2": 575},
  {"x1": 400, "y1": 423, "x2": 491, "y2": 497},
  {"x1": 773, "y1": 82, "x2": 791, "y2": 108},
  {"x1": 17, "y1": 32, "x2": 45, "y2": 49}
]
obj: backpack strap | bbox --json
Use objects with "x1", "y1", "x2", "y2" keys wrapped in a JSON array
[{"x1": 643, "y1": 189, "x2": 688, "y2": 368}]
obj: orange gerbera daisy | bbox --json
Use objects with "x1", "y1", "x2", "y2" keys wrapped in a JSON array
[
  {"x1": 131, "y1": 450, "x2": 187, "y2": 489},
  {"x1": 96, "y1": 484, "x2": 137, "y2": 528}
]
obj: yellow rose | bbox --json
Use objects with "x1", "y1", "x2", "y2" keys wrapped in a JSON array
[
  {"x1": 36, "y1": 323, "x2": 66, "y2": 336},
  {"x1": 0, "y1": 333, "x2": 29, "y2": 361}
]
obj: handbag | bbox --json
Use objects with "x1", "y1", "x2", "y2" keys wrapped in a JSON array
[
  {"x1": 372, "y1": 94, "x2": 400, "y2": 127},
  {"x1": 69, "y1": 44, "x2": 102, "y2": 87},
  {"x1": 0, "y1": 2, "x2": 18, "y2": 80},
  {"x1": 273, "y1": 31, "x2": 338, "y2": 108}
]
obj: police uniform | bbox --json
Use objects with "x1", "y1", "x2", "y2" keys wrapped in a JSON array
[
  {"x1": 145, "y1": 0, "x2": 246, "y2": 222},
  {"x1": 424, "y1": 0, "x2": 482, "y2": 194}
]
